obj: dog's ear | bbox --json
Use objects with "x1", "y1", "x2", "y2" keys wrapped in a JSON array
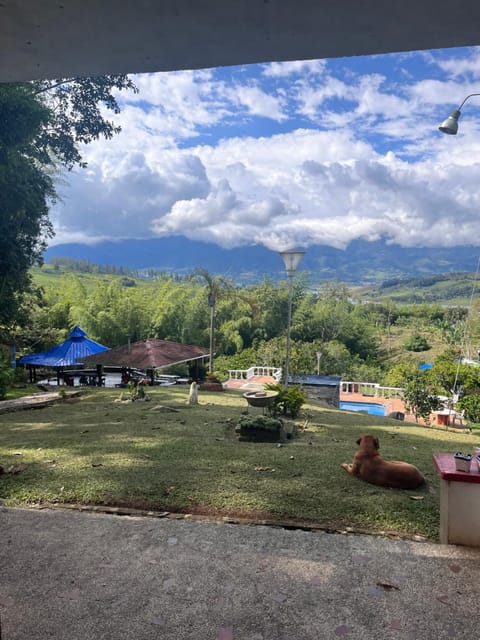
[
  {"x1": 356, "y1": 437, "x2": 362, "y2": 445},
  {"x1": 373, "y1": 436, "x2": 380, "y2": 449}
]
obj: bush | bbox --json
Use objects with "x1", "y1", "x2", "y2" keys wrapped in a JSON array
[
  {"x1": 404, "y1": 334, "x2": 431, "y2": 352},
  {"x1": 458, "y1": 394, "x2": 480, "y2": 423},
  {"x1": 264, "y1": 383, "x2": 307, "y2": 418},
  {"x1": 237, "y1": 415, "x2": 283, "y2": 432},
  {"x1": 0, "y1": 360, "x2": 14, "y2": 400}
]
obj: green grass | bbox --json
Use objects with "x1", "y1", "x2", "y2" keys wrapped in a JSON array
[
  {"x1": 4, "y1": 384, "x2": 43, "y2": 400},
  {"x1": 1, "y1": 386, "x2": 478, "y2": 541}
]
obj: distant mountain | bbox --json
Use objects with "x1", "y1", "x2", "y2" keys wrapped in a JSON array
[{"x1": 44, "y1": 237, "x2": 480, "y2": 284}]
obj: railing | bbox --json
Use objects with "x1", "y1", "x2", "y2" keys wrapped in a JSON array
[
  {"x1": 228, "y1": 366, "x2": 282, "y2": 381},
  {"x1": 341, "y1": 381, "x2": 404, "y2": 399}
]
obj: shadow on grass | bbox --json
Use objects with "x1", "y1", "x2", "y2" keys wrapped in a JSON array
[{"x1": 1, "y1": 387, "x2": 478, "y2": 540}]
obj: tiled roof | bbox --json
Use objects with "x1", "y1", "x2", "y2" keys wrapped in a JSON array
[{"x1": 82, "y1": 339, "x2": 209, "y2": 369}]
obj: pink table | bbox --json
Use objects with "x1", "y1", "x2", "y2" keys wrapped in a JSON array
[{"x1": 433, "y1": 453, "x2": 480, "y2": 546}]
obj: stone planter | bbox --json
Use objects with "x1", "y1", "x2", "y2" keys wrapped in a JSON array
[
  {"x1": 199, "y1": 382, "x2": 224, "y2": 392},
  {"x1": 235, "y1": 415, "x2": 284, "y2": 442},
  {"x1": 236, "y1": 425, "x2": 282, "y2": 442}
]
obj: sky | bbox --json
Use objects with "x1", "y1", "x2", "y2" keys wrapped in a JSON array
[{"x1": 50, "y1": 46, "x2": 480, "y2": 252}]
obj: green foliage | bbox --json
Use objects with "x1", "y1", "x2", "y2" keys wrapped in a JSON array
[
  {"x1": 0, "y1": 353, "x2": 14, "y2": 399},
  {"x1": 237, "y1": 415, "x2": 282, "y2": 432},
  {"x1": 404, "y1": 334, "x2": 431, "y2": 352},
  {"x1": 457, "y1": 394, "x2": 480, "y2": 424},
  {"x1": 402, "y1": 373, "x2": 440, "y2": 423},
  {"x1": 264, "y1": 383, "x2": 307, "y2": 418},
  {"x1": 0, "y1": 77, "x2": 136, "y2": 330},
  {"x1": 0, "y1": 84, "x2": 55, "y2": 327},
  {"x1": 213, "y1": 347, "x2": 259, "y2": 379}
]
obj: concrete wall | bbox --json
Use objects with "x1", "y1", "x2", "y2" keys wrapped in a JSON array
[{"x1": 301, "y1": 384, "x2": 340, "y2": 407}]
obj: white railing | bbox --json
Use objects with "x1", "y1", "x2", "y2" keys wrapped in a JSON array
[
  {"x1": 341, "y1": 381, "x2": 404, "y2": 399},
  {"x1": 228, "y1": 366, "x2": 282, "y2": 381}
]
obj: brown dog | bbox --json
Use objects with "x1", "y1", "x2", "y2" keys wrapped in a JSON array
[{"x1": 341, "y1": 434, "x2": 425, "y2": 489}]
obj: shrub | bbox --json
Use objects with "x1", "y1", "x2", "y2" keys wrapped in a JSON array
[
  {"x1": 0, "y1": 359, "x2": 14, "y2": 400},
  {"x1": 458, "y1": 394, "x2": 480, "y2": 424},
  {"x1": 264, "y1": 383, "x2": 307, "y2": 418},
  {"x1": 237, "y1": 415, "x2": 283, "y2": 432},
  {"x1": 404, "y1": 334, "x2": 431, "y2": 352}
]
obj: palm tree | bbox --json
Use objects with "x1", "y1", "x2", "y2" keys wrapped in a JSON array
[{"x1": 194, "y1": 268, "x2": 232, "y2": 374}]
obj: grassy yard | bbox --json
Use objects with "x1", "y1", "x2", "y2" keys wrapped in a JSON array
[{"x1": 1, "y1": 386, "x2": 478, "y2": 541}]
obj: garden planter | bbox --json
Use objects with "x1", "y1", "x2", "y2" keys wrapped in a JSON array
[
  {"x1": 199, "y1": 382, "x2": 224, "y2": 392},
  {"x1": 235, "y1": 415, "x2": 284, "y2": 442}
]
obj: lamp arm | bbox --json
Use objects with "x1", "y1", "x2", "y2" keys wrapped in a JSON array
[{"x1": 458, "y1": 93, "x2": 480, "y2": 111}]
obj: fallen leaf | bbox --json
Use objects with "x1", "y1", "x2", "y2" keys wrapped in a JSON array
[
  {"x1": 409, "y1": 495, "x2": 424, "y2": 500},
  {"x1": 436, "y1": 594, "x2": 451, "y2": 605},
  {"x1": 334, "y1": 626, "x2": 352, "y2": 636},
  {"x1": 376, "y1": 582, "x2": 400, "y2": 591},
  {"x1": 270, "y1": 592, "x2": 287, "y2": 603},
  {"x1": 217, "y1": 627, "x2": 233, "y2": 640},
  {"x1": 448, "y1": 565, "x2": 462, "y2": 573},
  {"x1": 91, "y1": 463, "x2": 103, "y2": 468}
]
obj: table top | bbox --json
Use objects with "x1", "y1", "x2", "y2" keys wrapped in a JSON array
[{"x1": 433, "y1": 453, "x2": 480, "y2": 484}]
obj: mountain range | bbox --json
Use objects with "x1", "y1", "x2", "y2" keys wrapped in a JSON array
[{"x1": 44, "y1": 237, "x2": 480, "y2": 284}]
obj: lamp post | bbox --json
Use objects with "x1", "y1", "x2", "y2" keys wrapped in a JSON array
[
  {"x1": 208, "y1": 292, "x2": 214, "y2": 374},
  {"x1": 279, "y1": 250, "x2": 305, "y2": 387},
  {"x1": 316, "y1": 351, "x2": 322, "y2": 376},
  {"x1": 439, "y1": 93, "x2": 480, "y2": 135}
]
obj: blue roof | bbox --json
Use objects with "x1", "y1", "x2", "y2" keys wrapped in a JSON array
[{"x1": 19, "y1": 326, "x2": 109, "y2": 367}]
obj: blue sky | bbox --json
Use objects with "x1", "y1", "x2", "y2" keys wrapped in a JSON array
[{"x1": 50, "y1": 46, "x2": 480, "y2": 252}]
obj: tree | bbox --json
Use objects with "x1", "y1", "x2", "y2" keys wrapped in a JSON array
[
  {"x1": 0, "y1": 76, "x2": 137, "y2": 331},
  {"x1": 0, "y1": 84, "x2": 54, "y2": 329},
  {"x1": 402, "y1": 372, "x2": 440, "y2": 423},
  {"x1": 194, "y1": 268, "x2": 233, "y2": 374}
]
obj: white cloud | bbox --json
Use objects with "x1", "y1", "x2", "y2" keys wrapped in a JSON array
[
  {"x1": 226, "y1": 84, "x2": 287, "y2": 121},
  {"x1": 263, "y1": 59, "x2": 327, "y2": 77},
  {"x1": 49, "y1": 47, "x2": 480, "y2": 253}
]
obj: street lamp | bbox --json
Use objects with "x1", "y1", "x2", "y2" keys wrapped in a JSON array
[
  {"x1": 439, "y1": 93, "x2": 480, "y2": 135},
  {"x1": 279, "y1": 250, "x2": 305, "y2": 387},
  {"x1": 316, "y1": 351, "x2": 322, "y2": 376},
  {"x1": 208, "y1": 292, "x2": 215, "y2": 374}
]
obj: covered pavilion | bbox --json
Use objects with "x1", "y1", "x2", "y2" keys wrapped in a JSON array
[
  {"x1": 82, "y1": 338, "x2": 210, "y2": 384},
  {"x1": 18, "y1": 326, "x2": 109, "y2": 385}
]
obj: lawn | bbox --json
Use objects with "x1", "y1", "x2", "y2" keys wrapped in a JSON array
[{"x1": 0, "y1": 386, "x2": 478, "y2": 541}]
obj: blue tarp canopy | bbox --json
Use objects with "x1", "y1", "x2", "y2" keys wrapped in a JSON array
[
  {"x1": 19, "y1": 326, "x2": 109, "y2": 368},
  {"x1": 418, "y1": 363, "x2": 432, "y2": 370}
]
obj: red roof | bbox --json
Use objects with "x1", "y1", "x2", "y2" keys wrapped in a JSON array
[{"x1": 82, "y1": 339, "x2": 209, "y2": 369}]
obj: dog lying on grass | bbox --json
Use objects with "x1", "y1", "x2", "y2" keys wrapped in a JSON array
[{"x1": 341, "y1": 434, "x2": 425, "y2": 490}]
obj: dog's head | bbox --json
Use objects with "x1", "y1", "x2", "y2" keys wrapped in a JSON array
[{"x1": 356, "y1": 434, "x2": 379, "y2": 450}]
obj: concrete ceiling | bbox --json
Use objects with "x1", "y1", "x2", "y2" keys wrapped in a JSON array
[{"x1": 2, "y1": 0, "x2": 480, "y2": 82}]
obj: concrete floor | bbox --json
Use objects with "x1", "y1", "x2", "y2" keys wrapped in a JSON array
[{"x1": 1, "y1": 506, "x2": 479, "y2": 639}]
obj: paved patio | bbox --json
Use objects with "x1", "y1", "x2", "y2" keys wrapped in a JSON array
[{"x1": 1, "y1": 507, "x2": 480, "y2": 639}]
